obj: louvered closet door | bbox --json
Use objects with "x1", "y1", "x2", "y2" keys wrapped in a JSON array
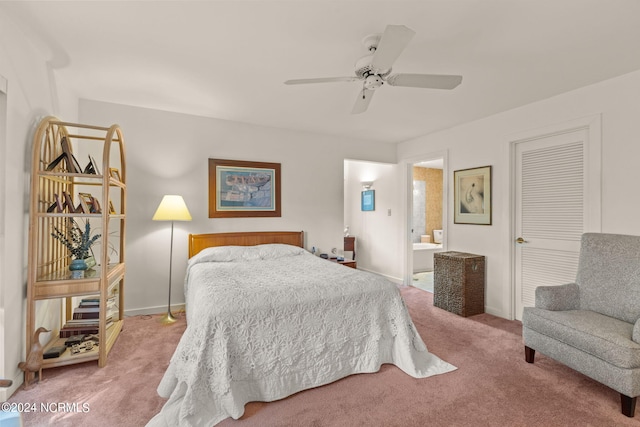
[{"x1": 514, "y1": 129, "x2": 587, "y2": 320}]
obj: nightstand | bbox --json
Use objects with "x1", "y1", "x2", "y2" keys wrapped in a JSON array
[
  {"x1": 344, "y1": 236, "x2": 355, "y2": 259},
  {"x1": 329, "y1": 258, "x2": 357, "y2": 269}
]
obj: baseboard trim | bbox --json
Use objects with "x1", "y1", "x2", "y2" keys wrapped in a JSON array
[
  {"x1": 124, "y1": 303, "x2": 186, "y2": 317},
  {"x1": 356, "y1": 267, "x2": 403, "y2": 285},
  {"x1": 0, "y1": 371, "x2": 24, "y2": 402}
]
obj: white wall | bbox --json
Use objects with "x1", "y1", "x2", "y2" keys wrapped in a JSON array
[
  {"x1": 397, "y1": 69, "x2": 640, "y2": 319},
  {"x1": 79, "y1": 100, "x2": 396, "y2": 314},
  {"x1": 0, "y1": 9, "x2": 77, "y2": 397},
  {"x1": 344, "y1": 160, "x2": 402, "y2": 282}
]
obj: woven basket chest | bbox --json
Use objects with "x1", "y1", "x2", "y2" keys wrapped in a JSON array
[{"x1": 434, "y1": 251, "x2": 485, "y2": 317}]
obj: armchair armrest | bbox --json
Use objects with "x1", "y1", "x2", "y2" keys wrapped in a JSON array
[
  {"x1": 535, "y1": 283, "x2": 579, "y2": 311},
  {"x1": 634, "y1": 318, "x2": 640, "y2": 344}
]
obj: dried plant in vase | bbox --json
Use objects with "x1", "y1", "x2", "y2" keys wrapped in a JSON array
[{"x1": 51, "y1": 220, "x2": 101, "y2": 278}]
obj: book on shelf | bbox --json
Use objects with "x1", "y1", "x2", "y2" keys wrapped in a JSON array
[
  {"x1": 78, "y1": 300, "x2": 100, "y2": 307},
  {"x1": 67, "y1": 294, "x2": 119, "y2": 327},
  {"x1": 66, "y1": 315, "x2": 112, "y2": 326},
  {"x1": 60, "y1": 319, "x2": 114, "y2": 338},
  {"x1": 72, "y1": 312, "x2": 98, "y2": 320},
  {"x1": 76, "y1": 295, "x2": 118, "y2": 310},
  {"x1": 62, "y1": 295, "x2": 118, "y2": 338},
  {"x1": 63, "y1": 318, "x2": 113, "y2": 327},
  {"x1": 75, "y1": 306, "x2": 101, "y2": 311},
  {"x1": 79, "y1": 295, "x2": 117, "y2": 305},
  {"x1": 60, "y1": 327, "x2": 99, "y2": 338},
  {"x1": 73, "y1": 309, "x2": 100, "y2": 319},
  {"x1": 65, "y1": 320, "x2": 99, "y2": 328}
]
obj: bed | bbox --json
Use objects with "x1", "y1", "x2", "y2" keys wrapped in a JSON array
[{"x1": 147, "y1": 231, "x2": 455, "y2": 427}]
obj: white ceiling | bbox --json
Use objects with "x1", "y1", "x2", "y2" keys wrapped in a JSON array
[{"x1": 4, "y1": 0, "x2": 640, "y2": 144}]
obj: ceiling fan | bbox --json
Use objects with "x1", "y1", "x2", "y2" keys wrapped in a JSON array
[{"x1": 284, "y1": 25, "x2": 463, "y2": 114}]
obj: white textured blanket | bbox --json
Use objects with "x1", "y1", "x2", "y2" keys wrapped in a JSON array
[{"x1": 147, "y1": 245, "x2": 455, "y2": 427}]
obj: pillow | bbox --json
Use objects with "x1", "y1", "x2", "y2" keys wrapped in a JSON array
[
  {"x1": 188, "y1": 245, "x2": 250, "y2": 265},
  {"x1": 254, "y1": 243, "x2": 306, "y2": 259},
  {"x1": 189, "y1": 243, "x2": 305, "y2": 265}
]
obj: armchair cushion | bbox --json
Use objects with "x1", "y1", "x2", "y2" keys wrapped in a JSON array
[
  {"x1": 634, "y1": 319, "x2": 640, "y2": 344},
  {"x1": 534, "y1": 283, "x2": 579, "y2": 311},
  {"x1": 577, "y1": 233, "x2": 640, "y2": 324},
  {"x1": 523, "y1": 308, "x2": 640, "y2": 369}
]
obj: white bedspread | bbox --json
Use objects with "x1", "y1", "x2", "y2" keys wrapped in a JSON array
[{"x1": 147, "y1": 245, "x2": 455, "y2": 427}]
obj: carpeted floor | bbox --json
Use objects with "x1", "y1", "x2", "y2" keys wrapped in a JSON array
[{"x1": 9, "y1": 287, "x2": 640, "y2": 427}]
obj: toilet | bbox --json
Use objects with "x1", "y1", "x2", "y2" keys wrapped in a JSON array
[{"x1": 433, "y1": 230, "x2": 443, "y2": 244}]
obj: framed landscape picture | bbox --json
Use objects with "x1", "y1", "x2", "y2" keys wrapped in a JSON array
[
  {"x1": 454, "y1": 165, "x2": 492, "y2": 225},
  {"x1": 208, "y1": 158, "x2": 281, "y2": 218}
]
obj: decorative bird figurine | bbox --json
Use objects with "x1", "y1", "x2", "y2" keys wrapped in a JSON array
[{"x1": 18, "y1": 327, "x2": 49, "y2": 387}]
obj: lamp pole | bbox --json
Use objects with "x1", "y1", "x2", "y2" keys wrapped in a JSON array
[{"x1": 161, "y1": 220, "x2": 177, "y2": 325}]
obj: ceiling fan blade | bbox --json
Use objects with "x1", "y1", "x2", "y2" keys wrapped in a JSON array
[
  {"x1": 370, "y1": 25, "x2": 415, "y2": 73},
  {"x1": 386, "y1": 74, "x2": 463, "y2": 89},
  {"x1": 351, "y1": 89, "x2": 375, "y2": 114},
  {"x1": 284, "y1": 77, "x2": 359, "y2": 85}
]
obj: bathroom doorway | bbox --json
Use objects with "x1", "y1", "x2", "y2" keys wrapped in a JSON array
[{"x1": 406, "y1": 154, "x2": 447, "y2": 292}]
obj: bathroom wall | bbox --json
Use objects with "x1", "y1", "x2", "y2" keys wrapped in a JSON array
[
  {"x1": 412, "y1": 167, "x2": 443, "y2": 242},
  {"x1": 412, "y1": 180, "x2": 426, "y2": 242}
]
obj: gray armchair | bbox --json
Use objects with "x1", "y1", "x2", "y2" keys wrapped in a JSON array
[{"x1": 522, "y1": 233, "x2": 640, "y2": 417}]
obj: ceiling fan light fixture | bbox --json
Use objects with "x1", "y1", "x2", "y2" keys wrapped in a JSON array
[
  {"x1": 355, "y1": 53, "x2": 391, "y2": 79},
  {"x1": 364, "y1": 74, "x2": 384, "y2": 90}
]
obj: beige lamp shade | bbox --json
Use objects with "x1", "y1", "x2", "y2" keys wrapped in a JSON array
[{"x1": 152, "y1": 195, "x2": 192, "y2": 221}]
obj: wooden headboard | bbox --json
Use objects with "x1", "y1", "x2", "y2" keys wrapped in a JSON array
[{"x1": 188, "y1": 231, "x2": 304, "y2": 258}]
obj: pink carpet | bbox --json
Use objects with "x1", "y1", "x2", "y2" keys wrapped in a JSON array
[{"x1": 9, "y1": 286, "x2": 640, "y2": 426}]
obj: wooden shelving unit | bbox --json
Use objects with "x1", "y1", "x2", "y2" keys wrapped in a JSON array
[{"x1": 25, "y1": 116, "x2": 126, "y2": 380}]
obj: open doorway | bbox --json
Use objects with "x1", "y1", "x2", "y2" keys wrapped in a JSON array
[{"x1": 405, "y1": 154, "x2": 447, "y2": 292}]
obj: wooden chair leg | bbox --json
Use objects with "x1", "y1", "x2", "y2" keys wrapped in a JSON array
[
  {"x1": 525, "y1": 346, "x2": 535, "y2": 363},
  {"x1": 621, "y1": 394, "x2": 636, "y2": 417}
]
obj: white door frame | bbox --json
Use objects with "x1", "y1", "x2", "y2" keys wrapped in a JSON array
[
  {"x1": 403, "y1": 150, "x2": 449, "y2": 286},
  {"x1": 0, "y1": 74, "x2": 8, "y2": 402},
  {"x1": 508, "y1": 115, "x2": 602, "y2": 319}
]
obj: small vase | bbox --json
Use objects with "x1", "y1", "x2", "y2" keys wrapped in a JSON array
[{"x1": 69, "y1": 258, "x2": 88, "y2": 279}]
